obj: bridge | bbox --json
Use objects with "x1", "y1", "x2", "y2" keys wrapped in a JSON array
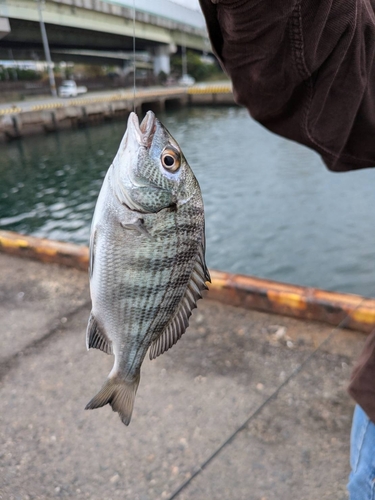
[{"x1": 0, "y1": 0, "x2": 209, "y2": 74}]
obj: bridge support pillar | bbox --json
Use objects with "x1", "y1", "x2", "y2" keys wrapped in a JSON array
[
  {"x1": 0, "y1": 18, "x2": 10, "y2": 39},
  {"x1": 153, "y1": 44, "x2": 174, "y2": 77}
]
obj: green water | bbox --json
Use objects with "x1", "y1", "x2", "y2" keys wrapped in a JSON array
[{"x1": 0, "y1": 106, "x2": 374, "y2": 296}]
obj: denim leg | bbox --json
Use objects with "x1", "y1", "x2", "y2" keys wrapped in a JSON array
[{"x1": 348, "y1": 405, "x2": 375, "y2": 500}]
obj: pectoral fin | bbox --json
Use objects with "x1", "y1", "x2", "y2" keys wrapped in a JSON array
[{"x1": 121, "y1": 218, "x2": 152, "y2": 238}]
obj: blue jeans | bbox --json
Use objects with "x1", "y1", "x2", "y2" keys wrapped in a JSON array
[{"x1": 348, "y1": 405, "x2": 375, "y2": 499}]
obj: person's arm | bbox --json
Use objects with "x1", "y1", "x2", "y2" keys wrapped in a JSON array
[{"x1": 199, "y1": 0, "x2": 375, "y2": 172}]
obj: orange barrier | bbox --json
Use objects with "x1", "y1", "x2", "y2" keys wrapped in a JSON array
[
  {"x1": 208, "y1": 270, "x2": 375, "y2": 334},
  {"x1": 0, "y1": 230, "x2": 88, "y2": 271},
  {"x1": 0, "y1": 229, "x2": 374, "y2": 333}
]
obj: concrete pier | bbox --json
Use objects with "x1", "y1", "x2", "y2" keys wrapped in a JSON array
[
  {"x1": 0, "y1": 245, "x2": 370, "y2": 499},
  {"x1": 0, "y1": 84, "x2": 235, "y2": 141}
]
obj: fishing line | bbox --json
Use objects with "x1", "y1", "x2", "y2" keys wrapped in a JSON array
[
  {"x1": 132, "y1": 0, "x2": 136, "y2": 113},
  {"x1": 166, "y1": 297, "x2": 368, "y2": 500}
]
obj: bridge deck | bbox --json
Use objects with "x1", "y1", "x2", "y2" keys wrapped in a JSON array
[{"x1": 0, "y1": 251, "x2": 364, "y2": 499}]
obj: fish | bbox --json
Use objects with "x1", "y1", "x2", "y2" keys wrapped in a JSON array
[{"x1": 85, "y1": 110, "x2": 210, "y2": 426}]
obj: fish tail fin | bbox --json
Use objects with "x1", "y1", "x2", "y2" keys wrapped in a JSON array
[{"x1": 85, "y1": 373, "x2": 140, "y2": 426}]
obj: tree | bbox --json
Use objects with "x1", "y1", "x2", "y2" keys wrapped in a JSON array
[{"x1": 170, "y1": 51, "x2": 223, "y2": 82}]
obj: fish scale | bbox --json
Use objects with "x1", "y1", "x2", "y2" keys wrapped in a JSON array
[{"x1": 85, "y1": 111, "x2": 210, "y2": 425}]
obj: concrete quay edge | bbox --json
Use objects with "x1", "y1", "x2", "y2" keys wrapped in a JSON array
[
  {"x1": 0, "y1": 85, "x2": 235, "y2": 141},
  {"x1": 0, "y1": 85, "x2": 233, "y2": 117},
  {"x1": 0, "y1": 228, "x2": 373, "y2": 333}
]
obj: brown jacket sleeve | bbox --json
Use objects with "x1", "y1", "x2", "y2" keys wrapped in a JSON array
[{"x1": 199, "y1": 0, "x2": 375, "y2": 172}]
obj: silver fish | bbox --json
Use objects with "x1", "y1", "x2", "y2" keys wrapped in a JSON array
[{"x1": 85, "y1": 110, "x2": 210, "y2": 425}]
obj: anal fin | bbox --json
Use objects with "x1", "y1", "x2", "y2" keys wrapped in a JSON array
[{"x1": 86, "y1": 312, "x2": 113, "y2": 355}]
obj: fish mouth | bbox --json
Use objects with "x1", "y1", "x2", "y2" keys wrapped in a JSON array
[{"x1": 127, "y1": 111, "x2": 156, "y2": 148}]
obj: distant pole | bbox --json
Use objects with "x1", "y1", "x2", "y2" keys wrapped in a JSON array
[
  {"x1": 181, "y1": 44, "x2": 187, "y2": 77},
  {"x1": 37, "y1": 0, "x2": 57, "y2": 97}
]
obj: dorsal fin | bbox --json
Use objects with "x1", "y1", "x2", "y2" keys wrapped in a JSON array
[
  {"x1": 149, "y1": 244, "x2": 210, "y2": 360},
  {"x1": 86, "y1": 312, "x2": 113, "y2": 355}
]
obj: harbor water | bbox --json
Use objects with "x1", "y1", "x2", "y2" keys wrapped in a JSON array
[{"x1": 0, "y1": 106, "x2": 374, "y2": 296}]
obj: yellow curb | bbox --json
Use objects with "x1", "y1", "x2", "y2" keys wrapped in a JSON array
[
  {"x1": 0, "y1": 107, "x2": 22, "y2": 115},
  {"x1": 188, "y1": 85, "x2": 232, "y2": 94},
  {"x1": 208, "y1": 270, "x2": 375, "y2": 334},
  {"x1": 351, "y1": 307, "x2": 375, "y2": 326},
  {"x1": 267, "y1": 290, "x2": 307, "y2": 311},
  {"x1": 0, "y1": 230, "x2": 89, "y2": 271}
]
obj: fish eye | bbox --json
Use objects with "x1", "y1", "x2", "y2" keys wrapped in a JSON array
[{"x1": 161, "y1": 148, "x2": 181, "y2": 172}]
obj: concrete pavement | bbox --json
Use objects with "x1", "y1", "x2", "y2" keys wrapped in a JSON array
[{"x1": 0, "y1": 253, "x2": 366, "y2": 500}]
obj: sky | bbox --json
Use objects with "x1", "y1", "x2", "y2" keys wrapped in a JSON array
[{"x1": 170, "y1": 0, "x2": 201, "y2": 11}]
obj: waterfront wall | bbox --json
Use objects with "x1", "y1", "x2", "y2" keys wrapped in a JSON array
[{"x1": 0, "y1": 85, "x2": 235, "y2": 141}]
